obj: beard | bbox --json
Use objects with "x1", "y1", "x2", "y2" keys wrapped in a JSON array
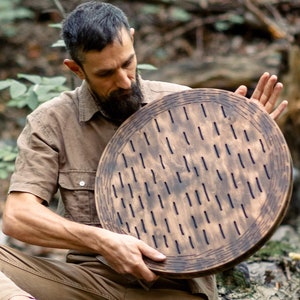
[{"x1": 90, "y1": 75, "x2": 144, "y2": 125}]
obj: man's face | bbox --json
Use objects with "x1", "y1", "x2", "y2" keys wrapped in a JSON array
[
  {"x1": 88, "y1": 72, "x2": 143, "y2": 124},
  {"x1": 65, "y1": 28, "x2": 143, "y2": 123}
]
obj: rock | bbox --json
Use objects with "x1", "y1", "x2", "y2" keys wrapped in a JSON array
[
  {"x1": 271, "y1": 225, "x2": 300, "y2": 251},
  {"x1": 247, "y1": 262, "x2": 286, "y2": 286}
]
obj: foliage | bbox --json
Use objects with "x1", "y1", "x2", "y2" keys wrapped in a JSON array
[
  {"x1": 0, "y1": 74, "x2": 69, "y2": 111},
  {"x1": 0, "y1": 74, "x2": 69, "y2": 178},
  {"x1": 214, "y1": 14, "x2": 245, "y2": 32},
  {"x1": 0, "y1": 145, "x2": 18, "y2": 179},
  {"x1": 141, "y1": 4, "x2": 192, "y2": 22},
  {"x1": 250, "y1": 240, "x2": 296, "y2": 261},
  {"x1": 0, "y1": 62, "x2": 156, "y2": 179},
  {"x1": 49, "y1": 23, "x2": 66, "y2": 48},
  {"x1": 0, "y1": 1, "x2": 159, "y2": 180},
  {"x1": 217, "y1": 264, "x2": 251, "y2": 291},
  {"x1": 0, "y1": 0, "x2": 34, "y2": 37}
]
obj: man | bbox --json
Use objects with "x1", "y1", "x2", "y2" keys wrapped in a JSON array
[{"x1": 0, "y1": 1, "x2": 287, "y2": 299}]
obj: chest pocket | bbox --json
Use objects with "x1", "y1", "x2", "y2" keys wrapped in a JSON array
[{"x1": 58, "y1": 171, "x2": 100, "y2": 225}]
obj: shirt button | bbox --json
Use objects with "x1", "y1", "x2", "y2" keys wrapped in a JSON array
[{"x1": 79, "y1": 180, "x2": 86, "y2": 187}]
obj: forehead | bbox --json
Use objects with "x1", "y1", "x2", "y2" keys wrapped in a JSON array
[{"x1": 82, "y1": 29, "x2": 134, "y2": 69}]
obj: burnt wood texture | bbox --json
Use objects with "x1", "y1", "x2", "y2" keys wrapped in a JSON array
[{"x1": 95, "y1": 88, "x2": 292, "y2": 278}]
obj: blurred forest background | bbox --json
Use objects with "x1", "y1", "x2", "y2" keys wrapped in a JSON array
[
  {"x1": 1, "y1": 1, "x2": 300, "y2": 298},
  {"x1": 0, "y1": 0, "x2": 300, "y2": 220}
]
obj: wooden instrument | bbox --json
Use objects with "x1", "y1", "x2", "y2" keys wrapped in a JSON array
[{"x1": 95, "y1": 88, "x2": 292, "y2": 278}]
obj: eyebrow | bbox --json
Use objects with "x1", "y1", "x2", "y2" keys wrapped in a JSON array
[{"x1": 95, "y1": 53, "x2": 135, "y2": 76}]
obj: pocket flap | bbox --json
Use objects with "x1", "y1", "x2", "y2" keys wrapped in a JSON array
[{"x1": 59, "y1": 171, "x2": 95, "y2": 190}]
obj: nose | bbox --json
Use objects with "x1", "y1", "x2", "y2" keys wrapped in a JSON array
[{"x1": 115, "y1": 69, "x2": 132, "y2": 90}]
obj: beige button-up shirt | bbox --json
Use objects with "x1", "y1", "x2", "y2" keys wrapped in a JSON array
[
  {"x1": 9, "y1": 79, "x2": 217, "y2": 299},
  {"x1": 9, "y1": 79, "x2": 190, "y2": 225}
]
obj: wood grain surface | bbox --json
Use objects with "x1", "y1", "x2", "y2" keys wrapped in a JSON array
[{"x1": 95, "y1": 88, "x2": 292, "y2": 278}]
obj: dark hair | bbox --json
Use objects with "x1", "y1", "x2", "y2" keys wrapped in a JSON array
[{"x1": 62, "y1": 1, "x2": 131, "y2": 65}]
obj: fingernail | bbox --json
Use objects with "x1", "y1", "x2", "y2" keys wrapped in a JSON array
[{"x1": 157, "y1": 253, "x2": 166, "y2": 259}]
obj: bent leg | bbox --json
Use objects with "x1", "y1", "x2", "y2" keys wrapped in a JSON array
[
  {"x1": 0, "y1": 270, "x2": 35, "y2": 300},
  {"x1": 0, "y1": 245, "x2": 120, "y2": 300},
  {"x1": 0, "y1": 245, "x2": 216, "y2": 300},
  {"x1": 125, "y1": 288, "x2": 207, "y2": 299}
]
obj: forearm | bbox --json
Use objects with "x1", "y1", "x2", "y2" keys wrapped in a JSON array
[
  {"x1": 2, "y1": 192, "x2": 105, "y2": 253},
  {"x1": 2, "y1": 192, "x2": 165, "y2": 282}
]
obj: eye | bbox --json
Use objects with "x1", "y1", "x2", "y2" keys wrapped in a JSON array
[
  {"x1": 122, "y1": 55, "x2": 135, "y2": 69},
  {"x1": 96, "y1": 70, "x2": 114, "y2": 78}
]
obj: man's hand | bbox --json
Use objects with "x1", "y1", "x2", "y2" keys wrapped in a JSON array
[
  {"x1": 234, "y1": 72, "x2": 288, "y2": 120},
  {"x1": 99, "y1": 231, "x2": 166, "y2": 282},
  {"x1": 3, "y1": 192, "x2": 164, "y2": 283}
]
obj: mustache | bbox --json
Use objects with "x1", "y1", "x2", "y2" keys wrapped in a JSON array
[
  {"x1": 109, "y1": 88, "x2": 133, "y2": 99},
  {"x1": 94, "y1": 78, "x2": 144, "y2": 124}
]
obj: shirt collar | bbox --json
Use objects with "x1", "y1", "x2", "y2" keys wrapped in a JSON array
[{"x1": 77, "y1": 81, "x2": 99, "y2": 123}]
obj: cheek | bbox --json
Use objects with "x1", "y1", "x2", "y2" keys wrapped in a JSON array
[
  {"x1": 90, "y1": 80, "x2": 112, "y2": 98},
  {"x1": 129, "y1": 70, "x2": 136, "y2": 80}
]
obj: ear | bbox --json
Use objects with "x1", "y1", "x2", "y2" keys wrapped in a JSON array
[
  {"x1": 130, "y1": 28, "x2": 135, "y2": 41},
  {"x1": 63, "y1": 59, "x2": 86, "y2": 80}
]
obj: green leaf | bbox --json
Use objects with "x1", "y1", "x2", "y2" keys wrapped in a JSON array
[
  {"x1": 38, "y1": 92, "x2": 64, "y2": 102},
  {"x1": 2, "y1": 152, "x2": 17, "y2": 161},
  {"x1": 41, "y1": 76, "x2": 66, "y2": 86},
  {"x1": 26, "y1": 89, "x2": 39, "y2": 111},
  {"x1": 0, "y1": 7, "x2": 33, "y2": 22},
  {"x1": 18, "y1": 73, "x2": 42, "y2": 84},
  {"x1": 0, "y1": 144, "x2": 17, "y2": 179},
  {"x1": 171, "y1": 8, "x2": 191, "y2": 22},
  {"x1": 52, "y1": 40, "x2": 66, "y2": 48},
  {"x1": 141, "y1": 5, "x2": 161, "y2": 15},
  {"x1": 33, "y1": 84, "x2": 54, "y2": 96},
  {"x1": 7, "y1": 99, "x2": 24, "y2": 108},
  {"x1": 215, "y1": 21, "x2": 230, "y2": 31},
  {"x1": 7, "y1": 164, "x2": 15, "y2": 172},
  {"x1": 9, "y1": 80, "x2": 27, "y2": 98},
  {"x1": 138, "y1": 64, "x2": 158, "y2": 71},
  {"x1": 49, "y1": 23, "x2": 62, "y2": 29},
  {"x1": 229, "y1": 14, "x2": 245, "y2": 24},
  {"x1": 0, "y1": 2, "x2": 10, "y2": 10},
  {"x1": 0, "y1": 169, "x2": 8, "y2": 179},
  {"x1": 7, "y1": 95, "x2": 29, "y2": 108},
  {"x1": 0, "y1": 80, "x2": 12, "y2": 90}
]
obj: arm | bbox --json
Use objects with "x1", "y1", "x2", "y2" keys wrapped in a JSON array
[
  {"x1": 2, "y1": 192, "x2": 166, "y2": 282},
  {"x1": 234, "y1": 72, "x2": 288, "y2": 120}
]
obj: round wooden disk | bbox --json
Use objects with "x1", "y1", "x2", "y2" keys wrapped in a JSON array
[{"x1": 95, "y1": 88, "x2": 292, "y2": 278}]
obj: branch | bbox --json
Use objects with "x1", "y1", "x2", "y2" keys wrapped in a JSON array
[
  {"x1": 53, "y1": 0, "x2": 66, "y2": 18},
  {"x1": 141, "y1": 45, "x2": 283, "y2": 90},
  {"x1": 240, "y1": 0, "x2": 293, "y2": 41}
]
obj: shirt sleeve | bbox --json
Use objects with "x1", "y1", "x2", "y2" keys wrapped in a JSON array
[{"x1": 8, "y1": 110, "x2": 59, "y2": 204}]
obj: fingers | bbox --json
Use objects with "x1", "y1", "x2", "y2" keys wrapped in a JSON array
[
  {"x1": 121, "y1": 256, "x2": 159, "y2": 282},
  {"x1": 262, "y1": 81, "x2": 284, "y2": 114},
  {"x1": 252, "y1": 73, "x2": 280, "y2": 104},
  {"x1": 139, "y1": 242, "x2": 166, "y2": 262},
  {"x1": 250, "y1": 72, "x2": 271, "y2": 103},
  {"x1": 234, "y1": 85, "x2": 247, "y2": 97},
  {"x1": 101, "y1": 233, "x2": 165, "y2": 282},
  {"x1": 243, "y1": 72, "x2": 287, "y2": 119},
  {"x1": 106, "y1": 249, "x2": 158, "y2": 282},
  {"x1": 135, "y1": 262, "x2": 159, "y2": 282},
  {"x1": 132, "y1": 241, "x2": 166, "y2": 282},
  {"x1": 270, "y1": 100, "x2": 288, "y2": 120},
  {"x1": 250, "y1": 72, "x2": 283, "y2": 110}
]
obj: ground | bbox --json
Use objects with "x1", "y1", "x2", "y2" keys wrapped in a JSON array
[{"x1": 0, "y1": 1, "x2": 300, "y2": 299}]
